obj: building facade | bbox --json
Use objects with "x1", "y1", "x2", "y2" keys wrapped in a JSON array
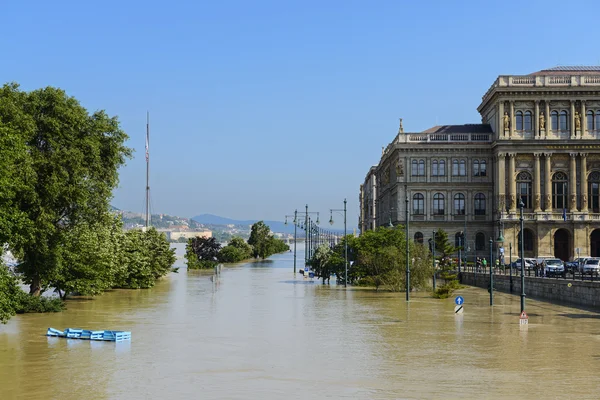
[{"x1": 360, "y1": 66, "x2": 600, "y2": 262}]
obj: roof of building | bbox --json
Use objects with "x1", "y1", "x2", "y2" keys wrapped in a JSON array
[
  {"x1": 421, "y1": 124, "x2": 493, "y2": 134},
  {"x1": 529, "y1": 66, "x2": 600, "y2": 76}
]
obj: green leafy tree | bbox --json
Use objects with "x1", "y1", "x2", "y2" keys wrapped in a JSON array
[
  {"x1": 0, "y1": 263, "x2": 23, "y2": 323},
  {"x1": 349, "y1": 227, "x2": 433, "y2": 292},
  {"x1": 218, "y1": 236, "x2": 253, "y2": 263},
  {"x1": 185, "y1": 236, "x2": 221, "y2": 269},
  {"x1": 51, "y1": 217, "x2": 123, "y2": 299},
  {"x1": 248, "y1": 221, "x2": 273, "y2": 259},
  {"x1": 432, "y1": 228, "x2": 460, "y2": 298},
  {"x1": 114, "y1": 228, "x2": 175, "y2": 288},
  {"x1": 308, "y1": 244, "x2": 334, "y2": 284},
  {"x1": 1, "y1": 84, "x2": 131, "y2": 295}
]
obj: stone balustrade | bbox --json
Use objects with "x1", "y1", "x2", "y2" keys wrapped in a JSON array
[
  {"x1": 399, "y1": 132, "x2": 492, "y2": 143},
  {"x1": 482, "y1": 74, "x2": 600, "y2": 104}
]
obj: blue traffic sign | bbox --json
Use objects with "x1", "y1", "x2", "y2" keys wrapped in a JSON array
[{"x1": 455, "y1": 296, "x2": 464, "y2": 305}]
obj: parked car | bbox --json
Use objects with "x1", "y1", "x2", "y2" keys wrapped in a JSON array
[
  {"x1": 542, "y1": 258, "x2": 565, "y2": 277},
  {"x1": 582, "y1": 258, "x2": 600, "y2": 275},
  {"x1": 513, "y1": 258, "x2": 534, "y2": 270},
  {"x1": 574, "y1": 257, "x2": 590, "y2": 273},
  {"x1": 565, "y1": 259, "x2": 579, "y2": 274}
]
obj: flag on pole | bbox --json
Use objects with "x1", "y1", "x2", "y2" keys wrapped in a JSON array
[
  {"x1": 562, "y1": 207, "x2": 567, "y2": 221},
  {"x1": 145, "y1": 132, "x2": 149, "y2": 162}
]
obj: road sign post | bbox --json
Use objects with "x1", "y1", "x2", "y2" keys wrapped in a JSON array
[{"x1": 519, "y1": 311, "x2": 528, "y2": 325}]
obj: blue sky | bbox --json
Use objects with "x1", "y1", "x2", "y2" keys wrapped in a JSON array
[{"x1": 2, "y1": 0, "x2": 599, "y2": 229}]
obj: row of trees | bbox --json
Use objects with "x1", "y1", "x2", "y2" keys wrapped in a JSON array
[
  {"x1": 185, "y1": 221, "x2": 289, "y2": 269},
  {"x1": 307, "y1": 226, "x2": 459, "y2": 295},
  {"x1": 0, "y1": 83, "x2": 176, "y2": 323}
]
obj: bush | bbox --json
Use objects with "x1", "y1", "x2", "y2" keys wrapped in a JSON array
[
  {"x1": 14, "y1": 292, "x2": 64, "y2": 314},
  {"x1": 432, "y1": 280, "x2": 461, "y2": 299}
]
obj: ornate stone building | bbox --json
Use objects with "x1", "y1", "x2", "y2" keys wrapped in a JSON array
[{"x1": 360, "y1": 66, "x2": 600, "y2": 261}]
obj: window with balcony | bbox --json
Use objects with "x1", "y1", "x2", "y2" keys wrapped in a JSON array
[
  {"x1": 517, "y1": 171, "x2": 532, "y2": 209},
  {"x1": 433, "y1": 193, "x2": 445, "y2": 215},
  {"x1": 474, "y1": 193, "x2": 486, "y2": 215},
  {"x1": 454, "y1": 193, "x2": 465, "y2": 215},
  {"x1": 552, "y1": 172, "x2": 568, "y2": 209},
  {"x1": 589, "y1": 171, "x2": 600, "y2": 213},
  {"x1": 413, "y1": 193, "x2": 424, "y2": 215}
]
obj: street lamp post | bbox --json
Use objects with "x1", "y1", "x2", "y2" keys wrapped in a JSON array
[
  {"x1": 432, "y1": 230, "x2": 436, "y2": 290},
  {"x1": 489, "y1": 237, "x2": 494, "y2": 306},
  {"x1": 284, "y1": 210, "x2": 298, "y2": 274},
  {"x1": 458, "y1": 235, "x2": 462, "y2": 275},
  {"x1": 405, "y1": 188, "x2": 410, "y2": 301},
  {"x1": 509, "y1": 242, "x2": 513, "y2": 293},
  {"x1": 519, "y1": 198, "x2": 526, "y2": 313},
  {"x1": 329, "y1": 199, "x2": 348, "y2": 287}
]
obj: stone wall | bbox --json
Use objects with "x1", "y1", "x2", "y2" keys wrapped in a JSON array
[{"x1": 460, "y1": 272, "x2": 600, "y2": 309}]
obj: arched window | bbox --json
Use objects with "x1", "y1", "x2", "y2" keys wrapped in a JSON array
[
  {"x1": 433, "y1": 193, "x2": 445, "y2": 215},
  {"x1": 475, "y1": 232, "x2": 485, "y2": 250},
  {"x1": 474, "y1": 193, "x2": 486, "y2": 215},
  {"x1": 517, "y1": 171, "x2": 532, "y2": 209},
  {"x1": 414, "y1": 232, "x2": 423, "y2": 244},
  {"x1": 516, "y1": 111, "x2": 523, "y2": 130},
  {"x1": 560, "y1": 111, "x2": 569, "y2": 131},
  {"x1": 551, "y1": 111, "x2": 559, "y2": 131},
  {"x1": 459, "y1": 160, "x2": 466, "y2": 176},
  {"x1": 589, "y1": 171, "x2": 600, "y2": 213},
  {"x1": 411, "y1": 160, "x2": 418, "y2": 176},
  {"x1": 480, "y1": 160, "x2": 487, "y2": 177},
  {"x1": 552, "y1": 172, "x2": 568, "y2": 209},
  {"x1": 524, "y1": 111, "x2": 532, "y2": 131},
  {"x1": 587, "y1": 110, "x2": 594, "y2": 132},
  {"x1": 418, "y1": 160, "x2": 425, "y2": 176},
  {"x1": 455, "y1": 232, "x2": 464, "y2": 248},
  {"x1": 439, "y1": 160, "x2": 445, "y2": 176},
  {"x1": 454, "y1": 193, "x2": 465, "y2": 215},
  {"x1": 473, "y1": 160, "x2": 480, "y2": 176},
  {"x1": 432, "y1": 160, "x2": 438, "y2": 176},
  {"x1": 596, "y1": 112, "x2": 600, "y2": 132},
  {"x1": 452, "y1": 160, "x2": 459, "y2": 176},
  {"x1": 413, "y1": 193, "x2": 424, "y2": 215}
]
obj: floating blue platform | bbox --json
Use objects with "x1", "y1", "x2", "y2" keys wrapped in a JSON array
[{"x1": 46, "y1": 327, "x2": 131, "y2": 342}]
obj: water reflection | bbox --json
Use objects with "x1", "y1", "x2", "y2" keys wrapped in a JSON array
[{"x1": 1, "y1": 247, "x2": 600, "y2": 399}]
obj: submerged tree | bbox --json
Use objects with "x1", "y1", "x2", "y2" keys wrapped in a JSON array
[
  {"x1": 0, "y1": 84, "x2": 132, "y2": 295},
  {"x1": 186, "y1": 236, "x2": 221, "y2": 269}
]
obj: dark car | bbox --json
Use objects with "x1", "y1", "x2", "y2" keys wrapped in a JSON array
[{"x1": 565, "y1": 260, "x2": 579, "y2": 274}]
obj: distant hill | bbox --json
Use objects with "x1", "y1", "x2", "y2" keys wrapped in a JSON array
[{"x1": 191, "y1": 213, "x2": 347, "y2": 235}]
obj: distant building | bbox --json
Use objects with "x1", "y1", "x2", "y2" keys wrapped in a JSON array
[
  {"x1": 360, "y1": 66, "x2": 600, "y2": 261},
  {"x1": 167, "y1": 230, "x2": 212, "y2": 241}
]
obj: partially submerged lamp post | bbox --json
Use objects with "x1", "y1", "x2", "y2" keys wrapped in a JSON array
[{"x1": 329, "y1": 199, "x2": 348, "y2": 287}]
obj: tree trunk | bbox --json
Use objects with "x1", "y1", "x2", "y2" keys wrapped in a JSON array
[{"x1": 29, "y1": 277, "x2": 41, "y2": 296}]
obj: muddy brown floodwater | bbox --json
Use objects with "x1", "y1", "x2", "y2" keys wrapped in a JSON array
[{"x1": 1, "y1": 244, "x2": 600, "y2": 399}]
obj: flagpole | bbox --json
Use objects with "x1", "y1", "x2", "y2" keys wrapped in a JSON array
[{"x1": 145, "y1": 112, "x2": 150, "y2": 229}]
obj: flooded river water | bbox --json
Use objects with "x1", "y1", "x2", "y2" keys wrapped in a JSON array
[{"x1": 1, "y1": 244, "x2": 600, "y2": 399}]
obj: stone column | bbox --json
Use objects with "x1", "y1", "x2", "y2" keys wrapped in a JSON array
[
  {"x1": 508, "y1": 153, "x2": 516, "y2": 212},
  {"x1": 533, "y1": 153, "x2": 542, "y2": 212},
  {"x1": 544, "y1": 153, "x2": 552, "y2": 211},
  {"x1": 545, "y1": 101, "x2": 551, "y2": 138},
  {"x1": 497, "y1": 153, "x2": 506, "y2": 213},
  {"x1": 571, "y1": 100, "x2": 576, "y2": 139},
  {"x1": 535, "y1": 101, "x2": 540, "y2": 138},
  {"x1": 509, "y1": 101, "x2": 515, "y2": 139},
  {"x1": 581, "y1": 153, "x2": 588, "y2": 212},
  {"x1": 570, "y1": 153, "x2": 577, "y2": 212},
  {"x1": 581, "y1": 101, "x2": 587, "y2": 137},
  {"x1": 498, "y1": 102, "x2": 505, "y2": 138}
]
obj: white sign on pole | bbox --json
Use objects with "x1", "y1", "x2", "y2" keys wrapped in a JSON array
[
  {"x1": 454, "y1": 305, "x2": 464, "y2": 314},
  {"x1": 519, "y1": 311, "x2": 529, "y2": 325}
]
